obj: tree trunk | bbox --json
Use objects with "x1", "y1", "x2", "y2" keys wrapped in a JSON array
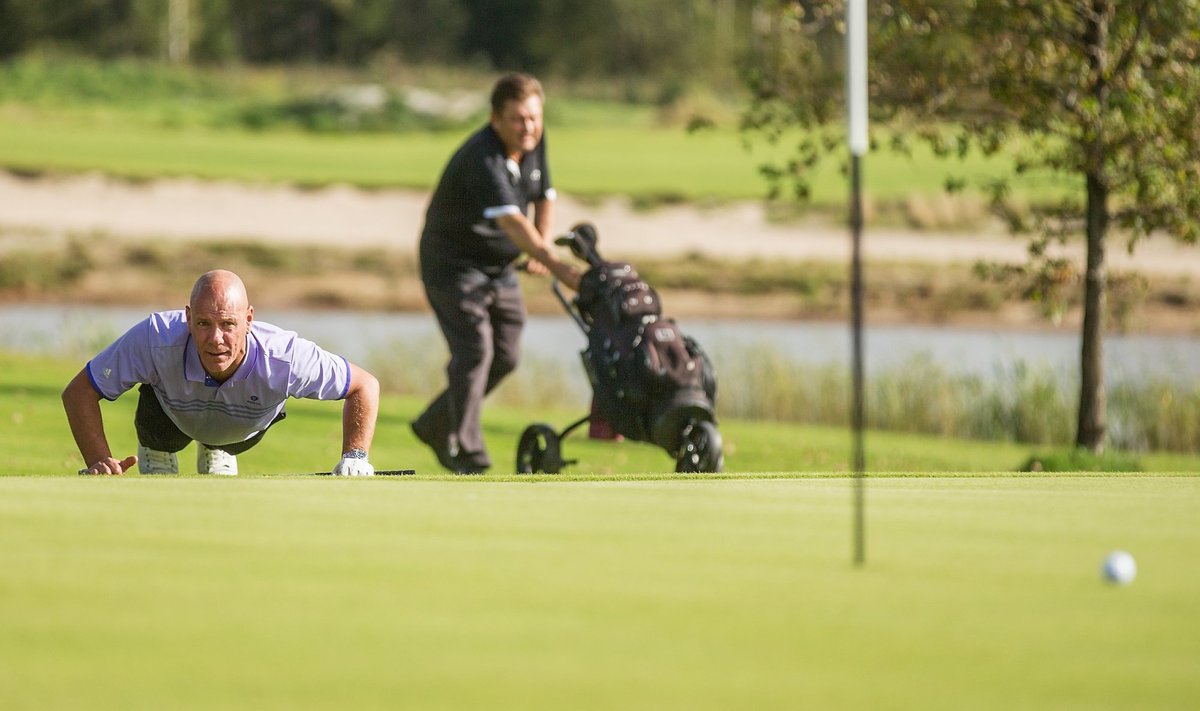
[
  {"x1": 1076, "y1": 171, "x2": 1108, "y2": 452},
  {"x1": 1075, "y1": 1, "x2": 1112, "y2": 454},
  {"x1": 168, "y1": 0, "x2": 190, "y2": 64}
]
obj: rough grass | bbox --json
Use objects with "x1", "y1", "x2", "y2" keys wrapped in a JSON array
[
  {"x1": 0, "y1": 349, "x2": 1037, "y2": 477},
  {"x1": 7, "y1": 349, "x2": 1200, "y2": 478}
]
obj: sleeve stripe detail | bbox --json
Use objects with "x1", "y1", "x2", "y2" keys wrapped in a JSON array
[
  {"x1": 84, "y1": 361, "x2": 117, "y2": 401},
  {"x1": 483, "y1": 204, "x2": 522, "y2": 219}
]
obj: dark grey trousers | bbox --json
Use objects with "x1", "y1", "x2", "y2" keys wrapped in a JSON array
[{"x1": 414, "y1": 267, "x2": 524, "y2": 468}]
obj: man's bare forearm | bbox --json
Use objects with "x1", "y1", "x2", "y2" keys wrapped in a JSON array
[
  {"x1": 62, "y1": 368, "x2": 113, "y2": 464},
  {"x1": 341, "y1": 363, "x2": 380, "y2": 454}
]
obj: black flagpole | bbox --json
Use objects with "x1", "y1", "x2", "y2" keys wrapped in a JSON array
[
  {"x1": 850, "y1": 153, "x2": 866, "y2": 566},
  {"x1": 848, "y1": 0, "x2": 867, "y2": 567}
]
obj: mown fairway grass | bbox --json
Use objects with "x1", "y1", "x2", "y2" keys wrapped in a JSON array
[
  {"x1": 3, "y1": 352, "x2": 1199, "y2": 709},
  {"x1": 0, "y1": 111, "x2": 1042, "y2": 206}
]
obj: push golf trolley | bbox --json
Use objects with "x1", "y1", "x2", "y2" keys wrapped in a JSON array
[{"x1": 515, "y1": 223, "x2": 723, "y2": 474}]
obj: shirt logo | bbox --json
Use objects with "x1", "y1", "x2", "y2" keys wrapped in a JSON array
[
  {"x1": 530, "y1": 169, "x2": 542, "y2": 183},
  {"x1": 102, "y1": 368, "x2": 112, "y2": 378}
]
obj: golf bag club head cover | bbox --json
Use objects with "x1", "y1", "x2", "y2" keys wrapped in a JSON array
[{"x1": 554, "y1": 221, "x2": 602, "y2": 267}]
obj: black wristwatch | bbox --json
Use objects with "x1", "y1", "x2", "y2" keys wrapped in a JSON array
[{"x1": 342, "y1": 448, "x2": 368, "y2": 459}]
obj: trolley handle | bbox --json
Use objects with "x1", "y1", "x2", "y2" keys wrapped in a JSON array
[
  {"x1": 552, "y1": 278, "x2": 590, "y2": 334},
  {"x1": 516, "y1": 258, "x2": 589, "y2": 334}
]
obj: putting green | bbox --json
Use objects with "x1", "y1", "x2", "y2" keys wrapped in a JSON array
[{"x1": 1, "y1": 475, "x2": 1196, "y2": 710}]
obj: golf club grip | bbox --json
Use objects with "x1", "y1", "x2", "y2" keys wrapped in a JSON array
[
  {"x1": 76, "y1": 469, "x2": 417, "y2": 476},
  {"x1": 313, "y1": 469, "x2": 416, "y2": 476}
]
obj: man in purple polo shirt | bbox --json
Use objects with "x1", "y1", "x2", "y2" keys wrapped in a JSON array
[{"x1": 62, "y1": 269, "x2": 380, "y2": 476}]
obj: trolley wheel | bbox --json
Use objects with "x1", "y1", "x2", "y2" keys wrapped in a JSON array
[
  {"x1": 516, "y1": 423, "x2": 564, "y2": 474},
  {"x1": 675, "y1": 420, "x2": 724, "y2": 473}
]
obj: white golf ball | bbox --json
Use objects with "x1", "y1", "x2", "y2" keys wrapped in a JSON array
[{"x1": 1102, "y1": 550, "x2": 1137, "y2": 585}]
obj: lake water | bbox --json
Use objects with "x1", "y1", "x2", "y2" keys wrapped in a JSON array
[{"x1": 4, "y1": 304, "x2": 1199, "y2": 389}]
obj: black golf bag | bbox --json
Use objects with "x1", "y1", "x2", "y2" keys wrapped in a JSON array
[{"x1": 515, "y1": 223, "x2": 723, "y2": 474}]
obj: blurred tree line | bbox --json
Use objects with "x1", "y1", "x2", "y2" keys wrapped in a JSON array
[{"x1": 0, "y1": 0, "x2": 750, "y2": 84}]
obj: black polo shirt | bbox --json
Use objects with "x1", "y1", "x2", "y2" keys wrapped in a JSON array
[{"x1": 420, "y1": 124, "x2": 554, "y2": 274}]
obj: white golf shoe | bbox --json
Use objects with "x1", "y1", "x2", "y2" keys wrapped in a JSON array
[
  {"x1": 197, "y1": 444, "x2": 238, "y2": 476},
  {"x1": 137, "y1": 445, "x2": 179, "y2": 475}
]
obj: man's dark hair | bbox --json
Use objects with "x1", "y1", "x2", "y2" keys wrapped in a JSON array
[{"x1": 490, "y1": 73, "x2": 544, "y2": 114}]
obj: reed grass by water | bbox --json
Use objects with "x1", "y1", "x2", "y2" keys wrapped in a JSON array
[{"x1": 366, "y1": 341, "x2": 1200, "y2": 454}]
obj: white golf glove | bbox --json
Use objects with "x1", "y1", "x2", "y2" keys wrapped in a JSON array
[{"x1": 332, "y1": 450, "x2": 374, "y2": 477}]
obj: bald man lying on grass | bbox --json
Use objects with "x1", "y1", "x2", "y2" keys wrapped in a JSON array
[{"x1": 63, "y1": 269, "x2": 380, "y2": 476}]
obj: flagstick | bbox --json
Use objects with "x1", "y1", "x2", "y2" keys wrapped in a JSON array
[{"x1": 847, "y1": 0, "x2": 868, "y2": 567}]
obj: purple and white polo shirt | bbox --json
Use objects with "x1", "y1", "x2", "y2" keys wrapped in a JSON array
[{"x1": 86, "y1": 310, "x2": 351, "y2": 447}]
